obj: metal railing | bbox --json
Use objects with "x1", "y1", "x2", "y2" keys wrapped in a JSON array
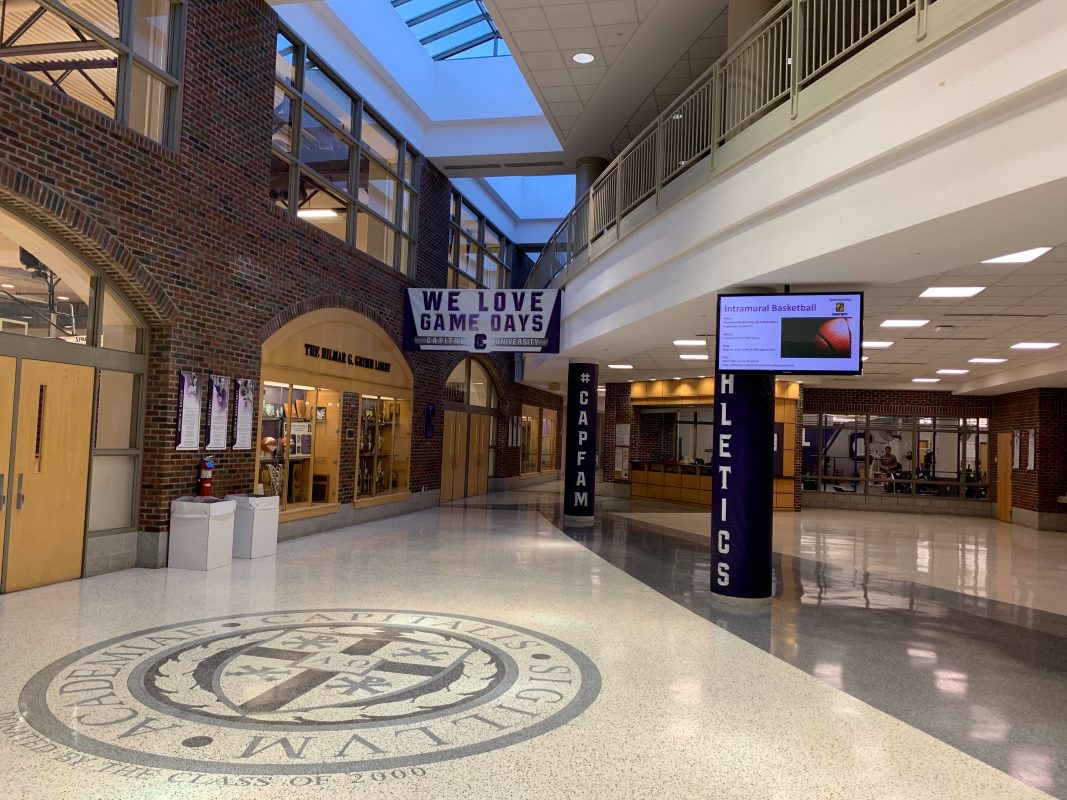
[{"x1": 527, "y1": 0, "x2": 943, "y2": 289}]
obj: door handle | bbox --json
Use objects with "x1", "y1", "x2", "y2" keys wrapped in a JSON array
[
  {"x1": 0, "y1": 473, "x2": 5, "y2": 512},
  {"x1": 16, "y1": 473, "x2": 25, "y2": 510}
]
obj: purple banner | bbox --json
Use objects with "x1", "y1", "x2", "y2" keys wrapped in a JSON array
[
  {"x1": 564, "y1": 363, "x2": 598, "y2": 517},
  {"x1": 711, "y1": 373, "x2": 774, "y2": 599},
  {"x1": 404, "y1": 289, "x2": 561, "y2": 353}
]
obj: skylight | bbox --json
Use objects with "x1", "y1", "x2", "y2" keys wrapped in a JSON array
[{"x1": 392, "y1": 0, "x2": 510, "y2": 61}]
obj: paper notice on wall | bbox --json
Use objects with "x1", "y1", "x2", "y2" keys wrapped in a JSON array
[
  {"x1": 615, "y1": 423, "x2": 631, "y2": 447},
  {"x1": 176, "y1": 371, "x2": 203, "y2": 451},
  {"x1": 1012, "y1": 430, "x2": 1021, "y2": 469},
  {"x1": 1028, "y1": 429, "x2": 1036, "y2": 470},
  {"x1": 232, "y1": 378, "x2": 255, "y2": 450},
  {"x1": 205, "y1": 375, "x2": 231, "y2": 450}
]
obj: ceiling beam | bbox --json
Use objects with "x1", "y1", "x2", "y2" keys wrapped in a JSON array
[
  {"x1": 433, "y1": 30, "x2": 495, "y2": 60},
  {"x1": 0, "y1": 40, "x2": 108, "y2": 58}
]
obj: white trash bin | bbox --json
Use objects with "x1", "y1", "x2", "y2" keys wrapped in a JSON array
[
  {"x1": 226, "y1": 495, "x2": 280, "y2": 559},
  {"x1": 168, "y1": 497, "x2": 236, "y2": 571}
]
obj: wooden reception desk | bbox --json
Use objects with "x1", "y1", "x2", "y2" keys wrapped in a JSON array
[{"x1": 629, "y1": 461, "x2": 714, "y2": 506}]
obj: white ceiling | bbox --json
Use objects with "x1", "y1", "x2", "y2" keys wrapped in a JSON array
[
  {"x1": 485, "y1": 0, "x2": 730, "y2": 166},
  {"x1": 587, "y1": 243, "x2": 1067, "y2": 394}
]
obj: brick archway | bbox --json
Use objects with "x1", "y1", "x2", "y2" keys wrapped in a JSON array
[
  {"x1": 0, "y1": 156, "x2": 175, "y2": 327},
  {"x1": 257, "y1": 294, "x2": 397, "y2": 345}
]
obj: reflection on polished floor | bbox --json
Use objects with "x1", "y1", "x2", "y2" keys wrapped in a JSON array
[{"x1": 0, "y1": 490, "x2": 1059, "y2": 799}]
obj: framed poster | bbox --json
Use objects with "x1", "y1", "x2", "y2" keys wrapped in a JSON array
[
  {"x1": 1027, "y1": 429, "x2": 1036, "y2": 471},
  {"x1": 176, "y1": 371, "x2": 203, "y2": 451},
  {"x1": 206, "y1": 375, "x2": 231, "y2": 450},
  {"x1": 1012, "y1": 430, "x2": 1021, "y2": 469},
  {"x1": 233, "y1": 378, "x2": 255, "y2": 450}
]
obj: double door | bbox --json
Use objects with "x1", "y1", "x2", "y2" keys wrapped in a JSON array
[
  {"x1": 0, "y1": 357, "x2": 94, "y2": 593},
  {"x1": 440, "y1": 411, "x2": 491, "y2": 503}
]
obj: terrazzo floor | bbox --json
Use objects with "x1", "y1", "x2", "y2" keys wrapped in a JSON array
[{"x1": 0, "y1": 494, "x2": 1057, "y2": 799}]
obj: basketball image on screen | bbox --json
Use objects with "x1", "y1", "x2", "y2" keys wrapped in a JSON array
[{"x1": 780, "y1": 317, "x2": 852, "y2": 358}]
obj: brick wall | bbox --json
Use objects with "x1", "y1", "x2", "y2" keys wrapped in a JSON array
[
  {"x1": 0, "y1": 0, "x2": 556, "y2": 545},
  {"x1": 600, "y1": 383, "x2": 675, "y2": 479},
  {"x1": 992, "y1": 389, "x2": 1067, "y2": 514}
]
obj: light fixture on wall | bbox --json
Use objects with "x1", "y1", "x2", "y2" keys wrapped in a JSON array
[
  {"x1": 920, "y1": 287, "x2": 985, "y2": 298},
  {"x1": 969, "y1": 358, "x2": 1006, "y2": 364},
  {"x1": 298, "y1": 209, "x2": 338, "y2": 219},
  {"x1": 881, "y1": 320, "x2": 928, "y2": 328},
  {"x1": 981, "y1": 247, "x2": 1052, "y2": 264},
  {"x1": 936, "y1": 369, "x2": 970, "y2": 375},
  {"x1": 608, "y1": 364, "x2": 633, "y2": 369},
  {"x1": 572, "y1": 52, "x2": 595, "y2": 64},
  {"x1": 1011, "y1": 342, "x2": 1060, "y2": 350},
  {"x1": 912, "y1": 378, "x2": 941, "y2": 383}
]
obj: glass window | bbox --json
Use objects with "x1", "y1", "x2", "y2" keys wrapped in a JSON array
[
  {"x1": 88, "y1": 455, "x2": 137, "y2": 531},
  {"x1": 540, "y1": 409, "x2": 557, "y2": 472},
  {"x1": 131, "y1": 0, "x2": 172, "y2": 70},
  {"x1": 272, "y1": 86, "x2": 295, "y2": 152},
  {"x1": 401, "y1": 189, "x2": 416, "y2": 234},
  {"x1": 460, "y1": 202, "x2": 479, "y2": 239},
  {"x1": 484, "y1": 227, "x2": 501, "y2": 260},
  {"x1": 404, "y1": 147, "x2": 418, "y2": 184},
  {"x1": 0, "y1": 242, "x2": 92, "y2": 344},
  {"x1": 456, "y1": 235, "x2": 479, "y2": 277},
  {"x1": 398, "y1": 237, "x2": 413, "y2": 277},
  {"x1": 470, "y1": 361, "x2": 491, "y2": 407},
  {"x1": 361, "y1": 113, "x2": 400, "y2": 171},
  {"x1": 356, "y1": 395, "x2": 410, "y2": 500},
  {"x1": 356, "y1": 210, "x2": 396, "y2": 267},
  {"x1": 95, "y1": 371, "x2": 139, "y2": 449},
  {"x1": 359, "y1": 155, "x2": 398, "y2": 220},
  {"x1": 521, "y1": 404, "x2": 539, "y2": 475},
  {"x1": 276, "y1": 32, "x2": 297, "y2": 85},
  {"x1": 445, "y1": 362, "x2": 468, "y2": 404},
  {"x1": 100, "y1": 287, "x2": 144, "y2": 353},
  {"x1": 483, "y1": 258, "x2": 500, "y2": 289},
  {"x1": 65, "y1": 0, "x2": 121, "y2": 36},
  {"x1": 302, "y1": 111, "x2": 352, "y2": 193},
  {"x1": 297, "y1": 172, "x2": 348, "y2": 242},
  {"x1": 304, "y1": 58, "x2": 352, "y2": 131},
  {"x1": 128, "y1": 65, "x2": 169, "y2": 142},
  {"x1": 270, "y1": 152, "x2": 291, "y2": 209}
]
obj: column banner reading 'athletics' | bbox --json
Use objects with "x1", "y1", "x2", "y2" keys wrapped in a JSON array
[
  {"x1": 404, "y1": 288, "x2": 561, "y2": 353},
  {"x1": 711, "y1": 373, "x2": 774, "y2": 599},
  {"x1": 564, "y1": 363, "x2": 598, "y2": 518}
]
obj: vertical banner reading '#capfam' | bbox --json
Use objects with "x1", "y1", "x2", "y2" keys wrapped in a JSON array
[
  {"x1": 176, "y1": 371, "x2": 203, "y2": 451},
  {"x1": 404, "y1": 289, "x2": 561, "y2": 353},
  {"x1": 564, "y1": 363, "x2": 598, "y2": 518},
  {"x1": 232, "y1": 378, "x2": 255, "y2": 450},
  {"x1": 205, "y1": 375, "x2": 231, "y2": 450}
]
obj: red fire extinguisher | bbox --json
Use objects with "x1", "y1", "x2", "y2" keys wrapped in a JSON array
[{"x1": 198, "y1": 455, "x2": 215, "y2": 497}]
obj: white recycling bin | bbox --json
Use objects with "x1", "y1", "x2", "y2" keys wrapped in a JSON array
[
  {"x1": 226, "y1": 494, "x2": 280, "y2": 559},
  {"x1": 168, "y1": 497, "x2": 236, "y2": 571}
]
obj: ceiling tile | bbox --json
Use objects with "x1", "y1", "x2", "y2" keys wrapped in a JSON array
[
  {"x1": 543, "y1": 4, "x2": 595, "y2": 28},
  {"x1": 549, "y1": 100, "x2": 584, "y2": 116},
  {"x1": 601, "y1": 44, "x2": 625, "y2": 64},
  {"x1": 532, "y1": 68, "x2": 576, "y2": 87},
  {"x1": 596, "y1": 22, "x2": 638, "y2": 47},
  {"x1": 553, "y1": 26, "x2": 601, "y2": 50},
  {"x1": 523, "y1": 50, "x2": 567, "y2": 69},
  {"x1": 511, "y1": 29, "x2": 560, "y2": 50},
  {"x1": 569, "y1": 63, "x2": 607, "y2": 84},
  {"x1": 502, "y1": 7, "x2": 551, "y2": 31},
  {"x1": 542, "y1": 84, "x2": 581, "y2": 103},
  {"x1": 589, "y1": 0, "x2": 638, "y2": 25}
]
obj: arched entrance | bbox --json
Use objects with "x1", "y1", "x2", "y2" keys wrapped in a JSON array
[
  {"x1": 441, "y1": 358, "x2": 497, "y2": 502},
  {"x1": 0, "y1": 206, "x2": 148, "y2": 593}
]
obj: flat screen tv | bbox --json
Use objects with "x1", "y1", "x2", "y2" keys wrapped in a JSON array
[{"x1": 715, "y1": 292, "x2": 864, "y2": 375}]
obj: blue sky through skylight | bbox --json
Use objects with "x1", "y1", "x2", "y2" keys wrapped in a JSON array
[{"x1": 392, "y1": 0, "x2": 511, "y2": 61}]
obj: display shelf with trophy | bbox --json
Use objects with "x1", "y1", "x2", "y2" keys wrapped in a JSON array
[{"x1": 356, "y1": 395, "x2": 411, "y2": 500}]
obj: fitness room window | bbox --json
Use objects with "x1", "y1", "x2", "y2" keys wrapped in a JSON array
[
  {"x1": 0, "y1": 0, "x2": 185, "y2": 147},
  {"x1": 448, "y1": 192, "x2": 513, "y2": 290},
  {"x1": 0, "y1": 206, "x2": 148, "y2": 594},
  {"x1": 801, "y1": 413, "x2": 989, "y2": 500},
  {"x1": 271, "y1": 27, "x2": 418, "y2": 275},
  {"x1": 258, "y1": 308, "x2": 414, "y2": 521}
]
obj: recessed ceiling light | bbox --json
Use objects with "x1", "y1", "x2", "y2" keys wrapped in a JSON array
[
  {"x1": 920, "y1": 287, "x2": 985, "y2": 298},
  {"x1": 969, "y1": 358, "x2": 1006, "y2": 364},
  {"x1": 608, "y1": 364, "x2": 633, "y2": 369},
  {"x1": 863, "y1": 341, "x2": 894, "y2": 349},
  {"x1": 572, "y1": 52, "x2": 595, "y2": 64},
  {"x1": 673, "y1": 339, "x2": 706, "y2": 347},
  {"x1": 936, "y1": 369, "x2": 970, "y2": 375},
  {"x1": 679, "y1": 354, "x2": 709, "y2": 360},
  {"x1": 881, "y1": 320, "x2": 929, "y2": 328},
  {"x1": 0, "y1": 283, "x2": 13, "y2": 289},
  {"x1": 674, "y1": 377, "x2": 682, "y2": 380},
  {"x1": 1011, "y1": 342, "x2": 1060, "y2": 350},
  {"x1": 297, "y1": 209, "x2": 338, "y2": 219},
  {"x1": 57, "y1": 295, "x2": 70, "y2": 301},
  {"x1": 981, "y1": 247, "x2": 1052, "y2": 264},
  {"x1": 912, "y1": 378, "x2": 941, "y2": 383}
]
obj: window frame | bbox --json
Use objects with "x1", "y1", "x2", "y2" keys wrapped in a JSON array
[
  {"x1": 448, "y1": 190, "x2": 514, "y2": 289},
  {"x1": 271, "y1": 22, "x2": 420, "y2": 277}
]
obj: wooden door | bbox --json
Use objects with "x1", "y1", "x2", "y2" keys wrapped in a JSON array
[
  {"x1": 441, "y1": 411, "x2": 468, "y2": 503},
  {"x1": 466, "y1": 414, "x2": 491, "y2": 499},
  {"x1": 996, "y1": 432, "x2": 1012, "y2": 524},
  {"x1": 0, "y1": 357, "x2": 14, "y2": 585},
  {"x1": 5, "y1": 360, "x2": 94, "y2": 593}
]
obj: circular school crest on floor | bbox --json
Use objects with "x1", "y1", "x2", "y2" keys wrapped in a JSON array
[{"x1": 19, "y1": 610, "x2": 600, "y2": 775}]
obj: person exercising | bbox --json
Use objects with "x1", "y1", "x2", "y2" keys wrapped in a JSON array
[{"x1": 879, "y1": 445, "x2": 900, "y2": 489}]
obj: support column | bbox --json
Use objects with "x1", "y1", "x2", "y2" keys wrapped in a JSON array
[
  {"x1": 712, "y1": 372, "x2": 774, "y2": 600},
  {"x1": 575, "y1": 157, "x2": 608, "y2": 199},
  {"x1": 564, "y1": 362, "x2": 599, "y2": 521}
]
